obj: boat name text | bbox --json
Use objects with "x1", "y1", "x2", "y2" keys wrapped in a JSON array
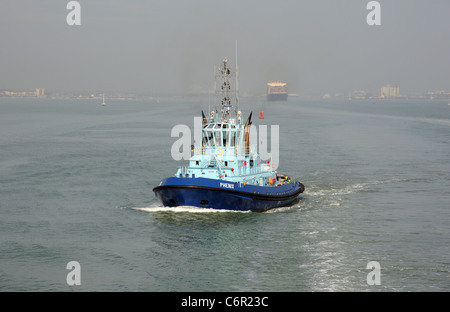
[{"x1": 220, "y1": 182, "x2": 234, "y2": 189}]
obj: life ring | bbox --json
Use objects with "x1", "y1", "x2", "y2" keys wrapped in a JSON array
[{"x1": 216, "y1": 148, "x2": 223, "y2": 156}]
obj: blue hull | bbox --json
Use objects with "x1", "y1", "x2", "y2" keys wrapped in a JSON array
[
  {"x1": 153, "y1": 177, "x2": 304, "y2": 212},
  {"x1": 267, "y1": 93, "x2": 288, "y2": 101}
]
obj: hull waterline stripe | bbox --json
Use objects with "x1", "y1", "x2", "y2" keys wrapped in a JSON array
[{"x1": 153, "y1": 184, "x2": 304, "y2": 201}]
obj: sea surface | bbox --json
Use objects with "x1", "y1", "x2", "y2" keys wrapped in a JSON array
[{"x1": 0, "y1": 96, "x2": 449, "y2": 291}]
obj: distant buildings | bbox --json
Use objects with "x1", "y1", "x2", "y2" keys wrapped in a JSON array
[
  {"x1": 426, "y1": 89, "x2": 450, "y2": 100},
  {"x1": 380, "y1": 85, "x2": 400, "y2": 98},
  {"x1": 350, "y1": 89, "x2": 367, "y2": 100},
  {"x1": 0, "y1": 88, "x2": 45, "y2": 97},
  {"x1": 0, "y1": 84, "x2": 448, "y2": 101},
  {"x1": 35, "y1": 88, "x2": 45, "y2": 97}
]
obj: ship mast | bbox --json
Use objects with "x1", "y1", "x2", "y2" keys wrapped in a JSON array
[
  {"x1": 235, "y1": 40, "x2": 239, "y2": 116},
  {"x1": 215, "y1": 44, "x2": 240, "y2": 124},
  {"x1": 217, "y1": 57, "x2": 233, "y2": 123}
]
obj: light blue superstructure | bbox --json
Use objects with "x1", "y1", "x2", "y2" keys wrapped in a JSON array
[{"x1": 177, "y1": 114, "x2": 277, "y2": 187}]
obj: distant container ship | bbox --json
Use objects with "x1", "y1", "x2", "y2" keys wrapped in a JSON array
[{"x1": 267, "y1": 81, "x2": 288, "y2": 101}]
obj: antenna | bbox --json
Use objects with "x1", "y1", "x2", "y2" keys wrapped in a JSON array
[
  {"x1": 235, "y1": 40, "x2": 239, "y2": 112},
  {"x1": 212, "y1": 64, "x2": 216, "y2": 114}
]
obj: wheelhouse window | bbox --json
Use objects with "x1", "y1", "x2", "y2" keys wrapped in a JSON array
[
  {"x1": 215, "y1": 130, "x2": 221, "y2": 147},
  {"x1": 202, "y1": 123, "x2": 238, "y2": 148},
  {"x1": 203, "y1": 130, "x2": 213, "y2": 147}
]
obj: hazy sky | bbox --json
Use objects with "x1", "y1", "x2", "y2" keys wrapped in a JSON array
[{"x1": 1, "y1": 0, "x2": 449, "y2": 96}]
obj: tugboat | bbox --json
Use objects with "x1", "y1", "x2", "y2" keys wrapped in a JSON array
[{"x1": 153, "y1": 57, "x2": 304, "y2": 212}]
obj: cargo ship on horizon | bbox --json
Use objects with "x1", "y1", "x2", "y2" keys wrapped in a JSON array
[{"x1": 267, "y1": 81, "x2": 288, "y2": 101}]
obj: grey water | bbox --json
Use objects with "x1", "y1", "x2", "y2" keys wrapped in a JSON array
[{"x1": 0, "y1": 96, "x2": 449, "y2": 291}]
